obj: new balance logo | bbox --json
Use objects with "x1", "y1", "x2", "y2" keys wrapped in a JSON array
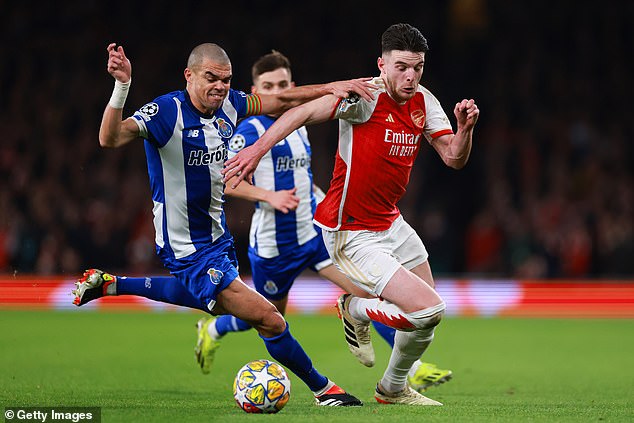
[{"x1": 385, "y1": 113, "x2": 395, "y2": 123}]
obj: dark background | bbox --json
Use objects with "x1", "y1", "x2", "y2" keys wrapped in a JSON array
[{"x1": 1, "y1": 0, "x2": 632, "y2": 278}]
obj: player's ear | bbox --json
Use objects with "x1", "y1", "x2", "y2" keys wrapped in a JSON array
[
  {"x1": 251, "y1": 85, "x2": 257, "y2": 94},
  {"x1": 377, "y1": 56, "x2": 385, "y2": 72},
  {"x1": 184, "y1": 68, "x2": 193, "y2": 83},
  {"x1": 290, "y1": 81, "x2": 296, "y2": 88}
]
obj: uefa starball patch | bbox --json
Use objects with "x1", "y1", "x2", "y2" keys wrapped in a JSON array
[
  {"x1": 139, "y1": 102, "x2": 159, "y2": 117},
  {"x1": 229, "y1": 134, "x2": 246, "y2": 152}
]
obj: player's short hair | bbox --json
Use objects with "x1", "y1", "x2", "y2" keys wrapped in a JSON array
[
  {"x1": 251, "y1": 50, "x2": 292, "y2": 83},
  {"x1": 188, "y1": 43, "x2": 230, "y2": 68},
  {"x1": 381, "y1": 23, "x2": 429, "y2": 54}
]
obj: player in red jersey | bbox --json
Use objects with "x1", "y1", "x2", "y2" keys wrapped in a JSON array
[{"x1": 224, "y1": 23, "x2": 479, "y2": 405}]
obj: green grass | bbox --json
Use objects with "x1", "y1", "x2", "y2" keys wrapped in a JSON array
[{"x1": 0, "y1": 310, "x2": 632, "y2": 422}]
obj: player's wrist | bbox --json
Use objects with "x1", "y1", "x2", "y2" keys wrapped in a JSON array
[
  {"x1": 108, "y1": 78, "x2": 131, "y2": 109},
  {"x1": 322, "y1": 82, "x2": 335, "y2": 96}
]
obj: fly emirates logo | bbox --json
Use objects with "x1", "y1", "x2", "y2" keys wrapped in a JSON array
[{"x1": 384, "y1": 129, "x2": 421, "y2": 157}]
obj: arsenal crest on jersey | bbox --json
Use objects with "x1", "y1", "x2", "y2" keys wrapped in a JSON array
[{"x1": 410, "y1": 109, "x2": 425, "y2": 129}]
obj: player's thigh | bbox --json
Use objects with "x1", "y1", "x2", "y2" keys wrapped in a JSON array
[
  {"x1": 214, "y1": 278, "x2": 286, "y2": 337},
  {"x1": 380, "y1": 267, "x2": 443, "y2": 313},
  {"x1": 409, "y1": 260, "x2": 436, "y2": 289},
  {"x1": 317, "y1": 264, "x2": 374, "y2": 298}
]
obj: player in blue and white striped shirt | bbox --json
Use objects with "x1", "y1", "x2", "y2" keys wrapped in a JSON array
[{"x1": 72, "y1": 42, "x2": 376, "y2": 406}]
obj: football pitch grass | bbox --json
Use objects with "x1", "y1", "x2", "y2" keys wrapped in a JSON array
[{"x1": 0, "y1": 310, "x2": 632, "y2": 422}]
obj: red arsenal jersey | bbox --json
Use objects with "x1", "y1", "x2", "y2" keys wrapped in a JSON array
[{"x1": 314, "y1": 78, "x2": 453, "y2": 231}]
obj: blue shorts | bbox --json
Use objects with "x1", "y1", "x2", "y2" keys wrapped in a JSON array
[
  {"x1": 162, "y1": 235, "x2": 240, "y2": 311},
  {"x1": 248, "y1": 232, "x2": 331, "y2": 300}
]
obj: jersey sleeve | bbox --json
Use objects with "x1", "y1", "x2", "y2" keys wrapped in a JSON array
[
  {"x1": 132, "y1": 93, "x2": 178, "y2": 147},
  {"x1": 227, "y1": 118, "x2": 261, "y2": 159},
  {"x1": 422, "y1": 87, "x2": 454, "y2": 143},
  {"x1": 227, "y1": 90, "x2": 262, "y2": 120},
  {"x1": 331, "y1": 95, "x2": 376, "y2": 123},
  {"x1": 331, "y1": 77, "x2": 380, "y2": 123}
]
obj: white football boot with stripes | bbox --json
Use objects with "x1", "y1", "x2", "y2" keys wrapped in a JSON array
[
  {"x1": 336, "y1": 294, "x2": 375, "y2": 367},
  {"x1": 375, "y1": 384, "x2": 443, "y2": 406}
]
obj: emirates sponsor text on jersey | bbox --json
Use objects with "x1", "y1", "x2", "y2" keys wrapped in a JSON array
[{"x1": 384, "y1": 129, "x2": 421, "y2": 157}]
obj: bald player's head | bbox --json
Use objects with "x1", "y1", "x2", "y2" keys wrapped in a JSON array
[
  {"x1": 183, "y1": 43, "x2": 233, "y2": 115},
  {"x1": 187, "y1": 43, "x2": 231, "y2": 69}
]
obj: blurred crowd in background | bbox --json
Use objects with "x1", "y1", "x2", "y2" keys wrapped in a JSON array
[{"x1": 1, "y1": 0, "x2": 632, "y2": 278}]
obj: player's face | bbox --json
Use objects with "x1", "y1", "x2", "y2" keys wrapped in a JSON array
[
  {"x1": 252, "y1": 67, "x2": 294, "y2": 117},
  {"x1": 252, "y1": 67, "x2": 293, "y2": 95},
  {"x1": 185, "y1": 58, "x2": 232, "y2": 115},
  {"x1": 378, "y1": 50, "x2": 425, "y2": 104}
]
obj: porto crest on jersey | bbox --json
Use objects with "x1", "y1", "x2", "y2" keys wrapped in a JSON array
[
  {"x1": 263, "y1": 280, "x2": 279, "y2": 295},
  {"x1": 207, "y1": 268, "x2": 224, "y2": 286},
  {"x1": 215, "y1": 117, "x2": 234, "y2": 138}
]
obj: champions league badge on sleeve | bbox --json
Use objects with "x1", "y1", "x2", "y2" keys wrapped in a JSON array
[
  {"x1": 214, "y1": 118, "x2": 234, "y2": 138},
  {"x1": 139, "y1": 102, "x2": 159, "y2": 117},
  {"x1": 229, "y1": 134, "x2": 246, "y2": 152}
]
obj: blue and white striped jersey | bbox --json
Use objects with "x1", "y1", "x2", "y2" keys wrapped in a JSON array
[
  {"x1": 132, "y1": 89, "x2": 253, "y2": 261},
  {"x1": 227, "y1": 115, "x2": 320, "y2": 259}
]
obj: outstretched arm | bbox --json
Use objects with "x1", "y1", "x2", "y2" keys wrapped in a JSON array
[
  {"x1": 225, "y1": 183, "x2": 300, "y2": 214},
  {"x1": 99, "y1": 43, "x2": 140, "y2": 148},
  {"x1": 431, "y1": 98, "x2": 479, "y2": 169},
  {"x1": 256, "y1": 78, "x2": 375, "y2": 117},
  {"x1": 223, "y1": 95, "x2": 339, "y2": 188}
]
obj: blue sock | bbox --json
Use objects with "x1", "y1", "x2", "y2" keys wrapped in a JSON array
[
  {"x1": 260, "y1": 323, "x2": 328, "y2": 392},
  {"x1": 116, "y1": 276, "x2": 207, "y2": 312},
  {"x1": 372, "y1": 321, "x2": 396, "y2": 348},
  {"x1": 215, "y1": 315, "x2": 253, "y2": 336}
]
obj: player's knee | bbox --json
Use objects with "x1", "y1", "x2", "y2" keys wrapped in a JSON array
[
  {"x1": 406, "y1": 301, "x2": 445, "y2": 330},
  {"x1": 254, "y1": 306, "x2": 287, "y2": 337}
]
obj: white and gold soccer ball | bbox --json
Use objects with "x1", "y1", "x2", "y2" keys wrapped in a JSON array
[{"x1": 233, "y1": 359, "x2": 291, "y2": 413}]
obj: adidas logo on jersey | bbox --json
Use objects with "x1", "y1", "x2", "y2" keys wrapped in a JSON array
[{"x1": 385, "y1": 113, "x2": 395, "y2": 123}]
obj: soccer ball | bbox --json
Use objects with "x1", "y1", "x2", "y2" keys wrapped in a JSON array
[{"x1": 233, "y1": 359, "x2": 291, "y2": 413}]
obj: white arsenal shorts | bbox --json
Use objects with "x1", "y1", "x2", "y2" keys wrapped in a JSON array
[{"x1": 321, "y1": 215, "x2": 429, "y2": 296}]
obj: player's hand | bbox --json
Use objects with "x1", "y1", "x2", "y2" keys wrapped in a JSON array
[
  {"x1": 106, "y1": 43, "x2": 131, "y2": 83},
  {"x1": 325, "y1": 77, "x2": 376, "y2": 102},
  {"x1": 223, "y1": 144, "x2": 264, "y2": 188},
  {"x1": 265, "y1": 188, "x2": 300, "y2": 213},
  {"x1": 454, "y1": 99, "x2": 479, "y2": 130}
]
